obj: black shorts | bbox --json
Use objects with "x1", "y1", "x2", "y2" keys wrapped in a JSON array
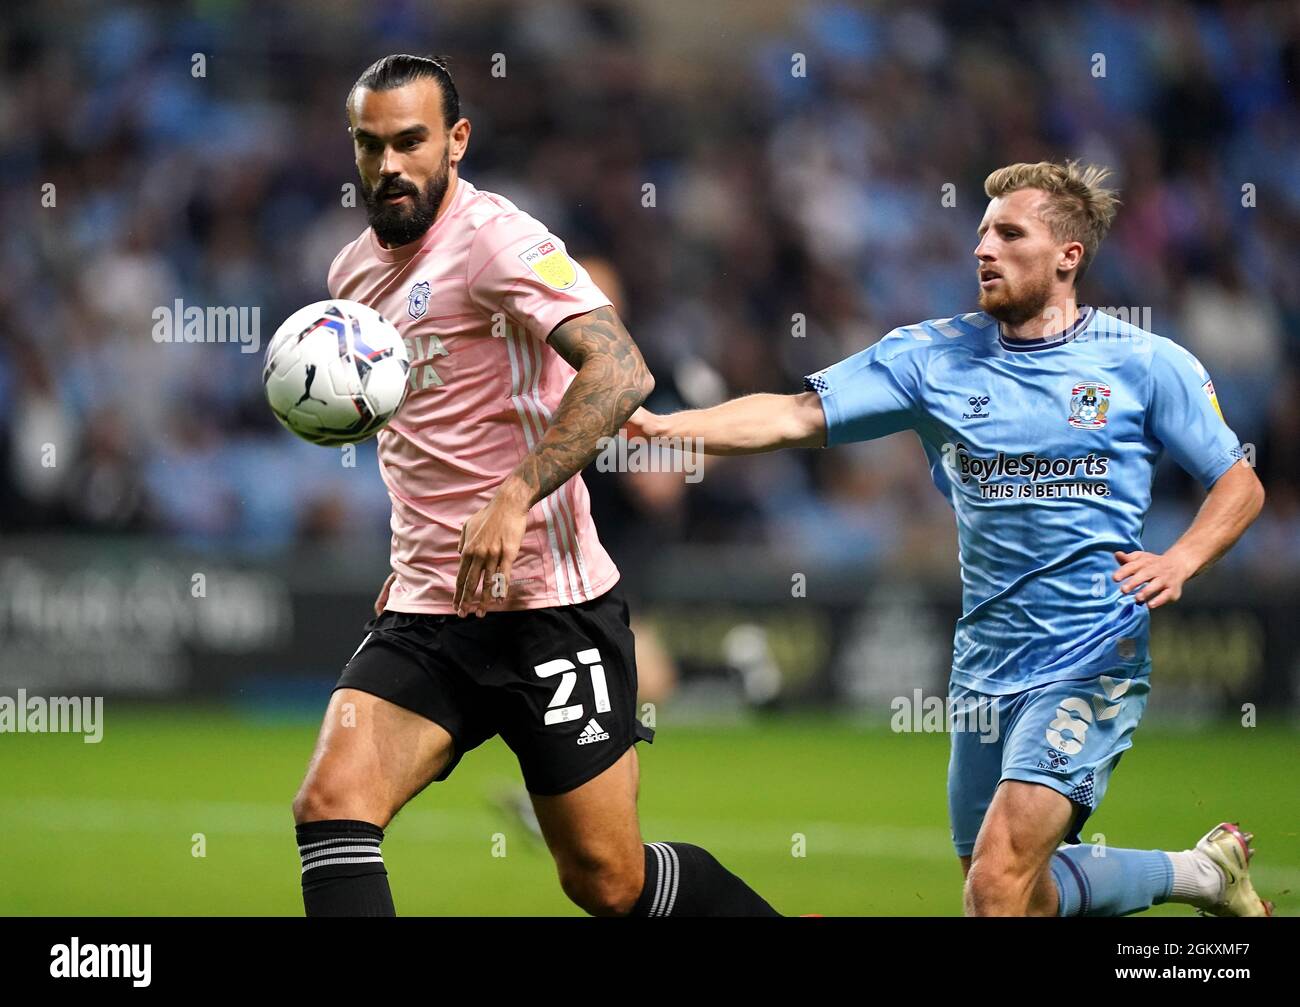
[{"x1": 334, "y1": 585, "x2": 654, "y2": 796}]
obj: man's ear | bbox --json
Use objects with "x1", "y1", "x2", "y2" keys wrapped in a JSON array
[
  {"x1": 1059, "y1": 240, "x2": 1085, "y2": 274},
  {"x1": 449, "y1": 118, "x2": 471, "y2": 167}
]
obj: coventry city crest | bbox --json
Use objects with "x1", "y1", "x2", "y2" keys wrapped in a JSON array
[{"x1": 1068, "y1": 380, "x2": 1111, "y2": 430}]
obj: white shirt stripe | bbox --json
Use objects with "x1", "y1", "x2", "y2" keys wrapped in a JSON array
[
  {"x1": 525, "y1": 337, "x2": 585, "y2": 597},
  {"x1": 526, "y1": 338, "x2": 591, "y2": 596},
  {"x1": 506, "y1": 331, "x2": 572, "y2": 605}
]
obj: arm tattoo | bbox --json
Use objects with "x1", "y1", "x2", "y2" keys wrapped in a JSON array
[{"x1": 512, "y1": 305, "x2": 653, "y2": 505}]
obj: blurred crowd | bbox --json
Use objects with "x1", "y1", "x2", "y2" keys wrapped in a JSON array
[{"x1": 1, "y1": 0, "x2": 1297, "y2": 576}]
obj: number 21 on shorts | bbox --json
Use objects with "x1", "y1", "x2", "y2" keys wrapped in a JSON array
[{"x1": 535, "y1": 649, "x2": 611, "y2": 725}]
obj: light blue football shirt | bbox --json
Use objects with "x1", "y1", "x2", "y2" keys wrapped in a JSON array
[{"x1": 805, "y1": 308, "x2": 1244, "y2": 694}]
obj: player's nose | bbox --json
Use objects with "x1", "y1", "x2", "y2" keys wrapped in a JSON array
[{"x1": 378, "y1": 145, "x2": 403, "y2": 178}]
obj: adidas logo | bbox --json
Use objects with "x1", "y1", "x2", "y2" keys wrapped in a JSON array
[{"x1": 576, "y1": 718, "x2": 610, "y2": 746}]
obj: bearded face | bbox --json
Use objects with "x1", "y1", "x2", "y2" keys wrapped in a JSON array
[
  {"x1": 349, "y1": 77, "x2": 462, "y2": 248},
  {"x1": 361, "y1": 144, "x2": 450, "y2": 248},
  {"x1": 974, "y1": 189, "x2": 1078, "y2": 328},
  {"x1": 977, "y1": 252, "x2": 1055, "y2": 326}
]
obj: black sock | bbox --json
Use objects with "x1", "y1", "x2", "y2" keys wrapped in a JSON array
[
  {"x1": 629, "y1": 842, "x2": 780, "y2": 917},
  {"x1": 296, "y1": 819, "x2": 395, "y2": 917}
]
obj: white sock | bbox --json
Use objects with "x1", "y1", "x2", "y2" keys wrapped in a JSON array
[{"x1": 1166, "y1": 849, "x2": 1225, "y2": 909}]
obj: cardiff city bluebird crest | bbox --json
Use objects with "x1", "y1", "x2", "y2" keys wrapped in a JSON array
[
  {"x1": 1068, "y1": 380, "x2": 1111, "y2": 430},
  {"x1": 407, "y1": 281, "x2": 431, "y2": 320}
]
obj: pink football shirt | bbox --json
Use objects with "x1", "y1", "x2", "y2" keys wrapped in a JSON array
[{"x1": 327, "y1": 178, "x2": 620, "y2": 613}]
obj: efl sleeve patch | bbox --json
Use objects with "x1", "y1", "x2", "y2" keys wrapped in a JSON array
[
  {"x1": 1201, "y1": 379, "x2": 1225, "y2": 423},
  {"x1": 518, "y1": 238, "x2": 577, "y2": 290}
]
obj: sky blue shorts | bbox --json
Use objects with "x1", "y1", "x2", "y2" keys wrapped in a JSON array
[{"x1": 947, "y1": 662, "x2": 1152, "y2": 857}]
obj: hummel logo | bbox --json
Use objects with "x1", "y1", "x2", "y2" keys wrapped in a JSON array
[
  {"x1": 962, "y1": 394, "x2": 991, "y2": 420},
  {"x1": 1039, "y1": 748, "x2": 1070, "y2": 770},
  {"x1": 576, "y1": 718, "x2": 610, "y2": 746}
]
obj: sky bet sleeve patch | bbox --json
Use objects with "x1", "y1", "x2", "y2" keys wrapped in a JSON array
[
  {"x1": 518, "y1": 237, "x2": 577, "y2": 290},
  {"x1": 1201, "y1": 378, "x2": 1225, "y2": 422}
]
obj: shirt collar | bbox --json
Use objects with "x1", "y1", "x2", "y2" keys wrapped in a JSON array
[{"x1": 998, "y1": 306, "x2": 1095, "y2": 352}]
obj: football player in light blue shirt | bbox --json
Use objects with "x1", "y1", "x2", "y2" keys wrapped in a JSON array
[{"x1": 633, "y1": 161, "x2": 1270, "y2": 916}]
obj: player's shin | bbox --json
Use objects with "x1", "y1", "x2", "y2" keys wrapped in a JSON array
[
  {"x1": 1050, "y1": 843, "x2": 1173, "y2": 917},
  {"x1": 628, "y1": 842, "x2": 781, "y2": 917},
  {"x1": 296, "y1": 819, "x2": 396, "y2": 917}
]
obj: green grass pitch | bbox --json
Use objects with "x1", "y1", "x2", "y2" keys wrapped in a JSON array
[{"x1": 1, "y1": 709, "x2": 1295, "y2": 916}]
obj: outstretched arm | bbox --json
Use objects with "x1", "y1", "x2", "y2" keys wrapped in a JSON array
[
  {"x1": 631, "y1": 391, "x2": 828, "y2": 455},
  {"x1": 1113, "y1": 459, "x2": 1265, "y2": 609},
  {"x1": 454, "y1": 305, "x2": 653, "y2": 615}
]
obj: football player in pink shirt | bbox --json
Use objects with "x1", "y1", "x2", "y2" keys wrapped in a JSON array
[{"x1": 291, "y1": 54, "x2": 778, "y2": 918}]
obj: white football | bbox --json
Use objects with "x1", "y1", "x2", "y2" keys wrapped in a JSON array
[{"x1": 263, "y1": 299, "x2": 410, "y2": 446}]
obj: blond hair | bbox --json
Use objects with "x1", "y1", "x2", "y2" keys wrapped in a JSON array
[{"x1": 983, "y1": 160, "x2": 1120, "y2": 280}]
